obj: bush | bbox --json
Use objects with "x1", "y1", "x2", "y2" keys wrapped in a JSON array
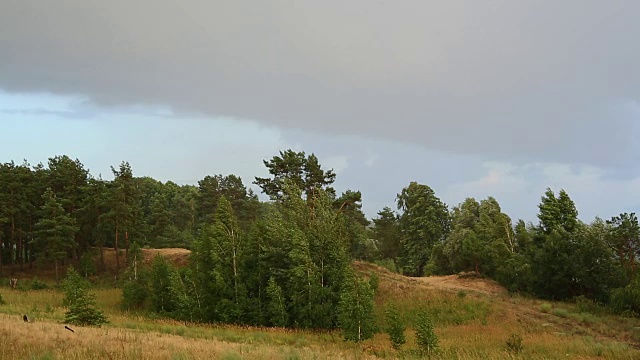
[
  {"x1": 552, "y1": 308, "x2": 569, "y2": 318},
  {"x1": 121, "y1": 279, "x2": 149, "y2": 310},
  {"x1": 539, "y1": 303, "x2": 552, "y2": 313},
  {"x1": 30, "y1": 277, "x2": 48, "y2": 290},
  {"x1": 0, "y1": 292, "x2": 5, "y2": 305},
  {"x1": 415, "y1": 310, "x2": 439, "y2": 355},
  {"x1": 574, "y1": 295, "x2": 605, "y2": 315},
  {"x1": 385, "y1": 305, "x2": 406, "y2": 351},
  {"x1": 506, "y1": 333, "x2": 523, "y2": 354},
  {"x1": 609, "y1": 279, "x2": 640, "y2": 317}
]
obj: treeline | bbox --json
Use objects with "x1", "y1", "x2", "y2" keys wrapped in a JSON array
[
  {"x1": 0, "y1": 151, "x2": 370, "y2": 277},
  {"x1": 371, "y1": 182, "x2": 640, "y2": 315},
  {"x1": 2, "y1": 149, "x2": 639, "y2": 329}
]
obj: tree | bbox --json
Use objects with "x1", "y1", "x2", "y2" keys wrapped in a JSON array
[
  {"x1": 415, "y1": 310, "x2": 438, "y2": 355},
  {"x1": 373, "y1": 207, "x2": 402, "y2": 261},
  {"x1": 396, "y1": 182, "x2": 450, "y2": 276},
  {"x1": 606, "y1": 212, "x2": 640, "y2": 281},
  {"x1": 211, "y1": 196, "x2": 244, "y2": 319},
  {"x1": 538, "y1": 188, "x2": 578, "y2": 235},
  {"x1": 254, "y1": 149, "x2": 336, "y2": 201},
  {"x1": 107, "y1": 161, "x2": 141, "y2": 278},
  {"x1": 62, "y1": 266, "x2": 108, "y2": 326},
  {"x1": 266, "y1": 276, "x2": 288, "y2": 327},
  {"x1": 34, "y1": 188, "x2": 79, "y2": 284},
  {"x1": 337, "y1": 267, "x2": 376, "y2": 342},
  {"x1": 385, "y1": 305, "x2": 406, "y2": 350}
]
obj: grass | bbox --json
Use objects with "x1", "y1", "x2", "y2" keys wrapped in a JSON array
[{"x1": 0, "y1": 259, "x2": 639, "y2": 359}]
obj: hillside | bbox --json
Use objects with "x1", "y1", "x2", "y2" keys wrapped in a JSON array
[{"x1": 1, "y1": 248, "x2": 639, "y2": 359}]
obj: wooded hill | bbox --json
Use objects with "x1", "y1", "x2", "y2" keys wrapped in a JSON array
[{"x1": 1, "y1": 149, "x2": 639, "y2": 332}]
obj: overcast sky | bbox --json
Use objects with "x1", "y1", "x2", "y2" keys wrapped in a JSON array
[{"x1": 1, "y1": 1, "x2": 639, "y2": 222}]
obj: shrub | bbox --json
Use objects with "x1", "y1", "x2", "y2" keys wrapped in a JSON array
[
  {"x1": 574, "y1": 295, "x2": 605, "y2": 315},
  {"x1": 30, "y1": 277, "x2": 48, "y2": 290},
  {"x1": 457, "y1": 290, "x2": 467, "y2": 299},
  {"x1": 0, "y1": 292, "x2": 5, "y2": 305},
  {"x1": 609, "y1": 280, "x2": 640, "y2": 317},
  {"x1": 506, "y1": 333, "x2": 523, "y2": 354},
  {"x1": 539, "y1": 303, "x2": 552, "y2": 313},
  {"x1": 385, "y1": 305, "x2": 406, "y2": 351},
  {"x1": 121, "y1": 279, "x2": 149, "y2": 310},
  {"x1": 415, "y1": 310, "x2": 439, "y2": 355},
  {"x1": 552, "y1": 308, "x2": 569, "y2": 318},
  {"x1": 368, "y1": 273, "x2": 380, "y2": 292}
]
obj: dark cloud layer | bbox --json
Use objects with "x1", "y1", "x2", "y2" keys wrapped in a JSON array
[{"x1": 1, "y1": 1, "x2": 639, "y2": 166}]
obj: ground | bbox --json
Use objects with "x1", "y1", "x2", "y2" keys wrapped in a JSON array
[{"x1": 0, "y1": 249, "x2": 639, "y2": 359}]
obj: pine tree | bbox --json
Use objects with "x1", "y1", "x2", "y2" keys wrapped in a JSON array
[
  {"x1": 337, "y1": 267, "x2": 376, "y2": 342},
  {"x1": 62, "y1": 266, "x2": 108, "y2": 326},
  {"x1": 34, "y1": 188, "x2": 79, "y2": 285}
]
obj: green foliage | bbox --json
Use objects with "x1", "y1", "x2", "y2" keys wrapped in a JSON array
[
  {"x1": 396, "y1": 181, "x2": 450, "y2": 276},
  {"x1": 253, "y1": 149, "x2": 336, "y2": 201},
  {"x1": 539, "y1": 303, "x2": 552, "y2": 313},
  {"x1": 29, "y1": 277, "x2": 48, "y2": 290},
  {"x1": 62, "y1": 266, "x2": 108, "y2": 326},
  {"x1": 149, "y1": 254, "x2": 177, "y2": 314},
  {"x1": 0, "y1": 292, "x2": 5, "y2": 305},
  {"x1": 609, "y1": 277, "x2": 640, "y2": 317},
  {"x1": 415, "y1": 310, "x2": 439, "y2": 355},
  {"x1": 506, "y1": 333, "x2": 524, "y2": 354},
  {"x1": 266, "y1": 276, "x2": 288, "y2": 327},
  {"x1": 338, "y1": 268, "x2": 377, "y2": 342},
  {"x1": 79, "y1": 250, "x2": 97, "y2": 278},
  {"x1": 34, "y1": 187, "x2": 79, "y2": 284},
  {"x1": 384, "y1": 305, "x2": 406, "y2": 351},
  {"x1": 372, "y1": 206, "x2": 401, "y2": 261},
  {"x1": 368, "y1": 273, "x2": 379, "y2": 292}
]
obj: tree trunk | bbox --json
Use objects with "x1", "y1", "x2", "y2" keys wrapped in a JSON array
[
  {"x1": 0, "y1": 237, "x2": 3, "y2": 276},
  {"x1": 125, "y1": 230, "x2": 129, "y2": 264},
  {"x1": 18, "y1": 229, "x2": 23, "y2": 270},
  {"x1": 55, "y1": 258, "x2": 59, "y2": 286},
  {"x1": 115, "y1": 223, "x2": 120, "y2": 280},
  {"x1": 10, "y1": 217, "x2": 15, "y2": 275},
  {"x1": 475, "y1": 260, "x2": 479, "y2": 275},
  {"x1": 134, "y1": 254, "x2": 138, "y2": 281}
]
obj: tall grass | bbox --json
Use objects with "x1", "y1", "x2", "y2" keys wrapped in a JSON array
[{"x1": 0, "y1": 268, "x2": 639, "y2": 359}]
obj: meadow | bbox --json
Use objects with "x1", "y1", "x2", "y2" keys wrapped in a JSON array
[{"x1": 0, "y1": 257, "x2": 639, "y2": 359}]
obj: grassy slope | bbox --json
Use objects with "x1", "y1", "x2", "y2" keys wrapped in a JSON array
[{"x1": 0, "y1": 249, "x2": 638, "y2": 359}]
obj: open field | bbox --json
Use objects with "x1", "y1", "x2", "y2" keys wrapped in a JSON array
[{"x1": 0, "y1": 251, "x2": 638, "y2": 359}]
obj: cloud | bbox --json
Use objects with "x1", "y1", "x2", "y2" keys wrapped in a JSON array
[
  {"x1": 364, "y1": 153, "x2": 379, "y2": 167},
  {"x1": 1, "y1": 1, "x2": 639, "y2": 168},
  {"x1": 444, "y1": 161, "x2": 640, "y2": 223},
  {"x1": 324, "y1": 155, "x2": 349, "y2": 175}
]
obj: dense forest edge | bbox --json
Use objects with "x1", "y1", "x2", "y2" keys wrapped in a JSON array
[{"x1": 0, "y1": 150, "x2": 639, "y2": 346}]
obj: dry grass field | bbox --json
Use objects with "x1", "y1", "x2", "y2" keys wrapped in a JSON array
[{"x1": 0, "y1": 251, "x2": 638, "y2": 359}]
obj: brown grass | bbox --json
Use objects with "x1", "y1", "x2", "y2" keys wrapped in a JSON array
[{"x1": 0, "y1": 254, "x2": 639, "y2": 359}]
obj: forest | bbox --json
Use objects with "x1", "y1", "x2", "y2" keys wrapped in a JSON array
[{"x1": 0, "y1": 149, "x2": 639, "y2": 338}]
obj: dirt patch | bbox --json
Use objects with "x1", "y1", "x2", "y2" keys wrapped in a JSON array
[
  {"x1": 140, "y1": 247, "x2": 191, "y2": 267},
  {"x1": 416, "y1": 274, "x2": 509, "y2": 297}
]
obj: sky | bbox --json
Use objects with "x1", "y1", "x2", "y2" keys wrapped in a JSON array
[{"x1": 1, "y1": 1, "x2": 639, "y2": 223}]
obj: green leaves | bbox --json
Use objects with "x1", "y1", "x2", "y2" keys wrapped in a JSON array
[
  {"x1": 337, "y1": 267, "x2": 376, "y2": 342},
  {"x1": 62, "y1": 266, "x2": 108, "y2": 327},
  {"x1": 253, "y1": 149, "x2": 336, "y2": 201},
  {"x1": 396, "y1": 182, "x2": 450, "y2": 276}
]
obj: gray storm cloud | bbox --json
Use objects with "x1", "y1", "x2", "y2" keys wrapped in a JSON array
[{"x1": 1, "y1": 1, "x2": 639, "y2": 166}]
